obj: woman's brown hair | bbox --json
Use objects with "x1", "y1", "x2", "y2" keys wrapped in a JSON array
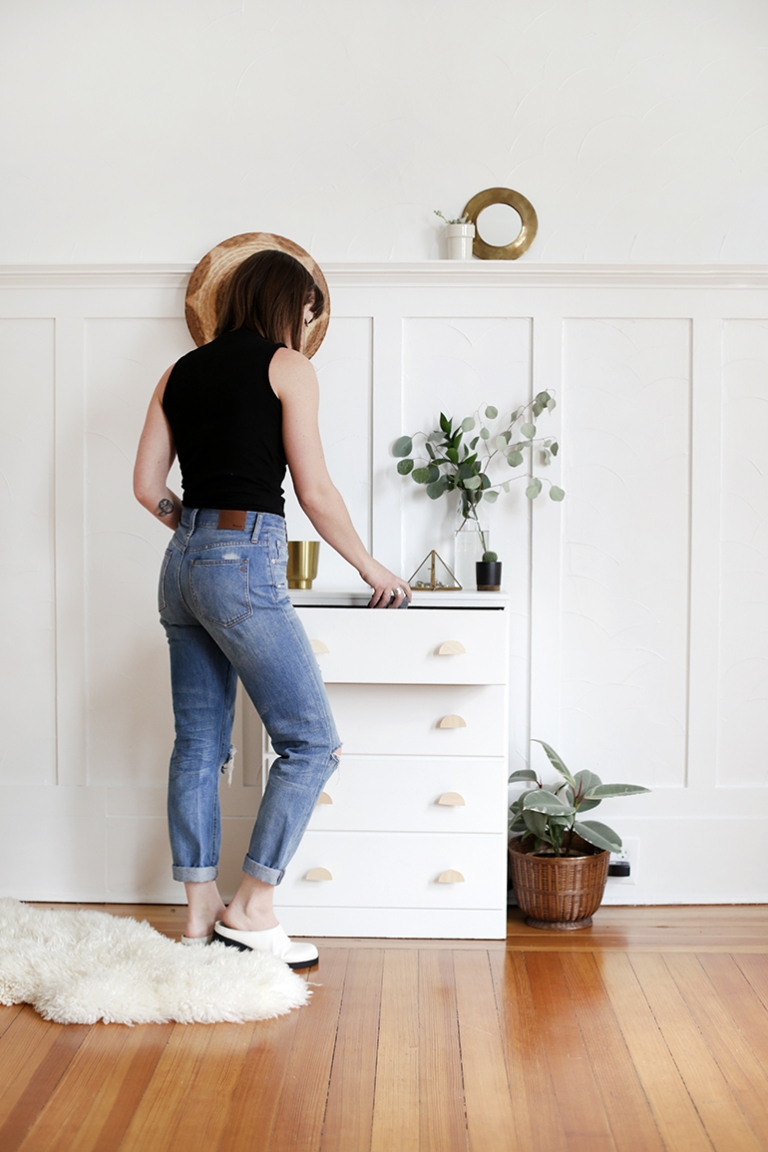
[{"x1": 214, "y1": 249, "x2": 324, "y2": 350}]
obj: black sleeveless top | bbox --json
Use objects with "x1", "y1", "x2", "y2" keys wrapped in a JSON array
[{"x1": 163, "y1": 328, "x2": 287, "y2": 515}]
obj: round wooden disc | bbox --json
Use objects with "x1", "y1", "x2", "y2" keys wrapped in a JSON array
[{"x1": 185, "y1": 232, "x2": 330, "y2": 358}]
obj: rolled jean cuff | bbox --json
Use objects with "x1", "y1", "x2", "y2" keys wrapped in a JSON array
[
  {"x1": 243, "y1": 854, "x2": 284, "y2": 886},
  {"x1": 172, "y1": 865, "x2": 219, "y2": 883}
]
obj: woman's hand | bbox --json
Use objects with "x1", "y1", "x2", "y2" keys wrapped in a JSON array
[{"x1": 360, "y1": 560, "x2": 412, "y2": 609}]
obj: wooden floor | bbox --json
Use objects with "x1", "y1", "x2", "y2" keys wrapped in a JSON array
[{"x1": 2, "y1": 906, "x2": 768, "y2": 1151}]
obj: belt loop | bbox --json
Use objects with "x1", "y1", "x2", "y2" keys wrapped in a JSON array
[
  {"x1": 185, "y1": 508, "x2": 198, "y2": 542},
  {"x1": 250, "y1": 512, "x2": 262, "y2": 543}
]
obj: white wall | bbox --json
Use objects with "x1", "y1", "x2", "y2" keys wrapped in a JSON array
[{"x1": 1, "y1": 0, "x2": 768, "y2": 264}]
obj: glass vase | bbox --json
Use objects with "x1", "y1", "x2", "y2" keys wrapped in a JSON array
[{"x1": 453, "y1": 516, "x2": 488, "y2": 590}]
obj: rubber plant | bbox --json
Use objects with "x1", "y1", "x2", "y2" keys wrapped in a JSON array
[
  {"x1": 508, "y1": 740, "x2": 650, "y2": 856},
  {"x1": 392, "y1": 395, "x2": 563, "y2": 562}
]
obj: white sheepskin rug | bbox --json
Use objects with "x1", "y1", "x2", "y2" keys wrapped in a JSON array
[{"x1": 0, "y1": 899, "x2": 310, "y2": 1026}]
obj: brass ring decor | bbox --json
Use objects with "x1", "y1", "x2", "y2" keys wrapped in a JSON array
[
  {"x1": 185, "y1": 232, "x2": 330, "y2": 357},
  {"x1": 462, "y1": 188, "x2": 538, "y2": 260}
]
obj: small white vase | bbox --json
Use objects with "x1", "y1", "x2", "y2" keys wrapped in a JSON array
[{"x1": 446, "y1": 223, "x2": 475, "y2": 260}]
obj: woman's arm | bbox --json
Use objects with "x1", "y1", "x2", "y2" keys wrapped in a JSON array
[
  {"x1": 133, "y1": 366, "x2": 183, "y2": 530},
  {"x1": 270, "y1": 348, "x2": 411, "y2": 608}
]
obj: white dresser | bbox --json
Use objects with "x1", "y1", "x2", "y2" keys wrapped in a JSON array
[{"x1": 272, "y1": 591, "x2": 510, "y2": 939}]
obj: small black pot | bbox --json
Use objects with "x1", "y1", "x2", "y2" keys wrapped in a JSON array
[{"x1": 476, "y1": 560, "x2": 502, "y2": 591}]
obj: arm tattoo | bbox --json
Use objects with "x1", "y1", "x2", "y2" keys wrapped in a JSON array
[{"x1": 157, "y1": 498, "x2": 174, "y2": 518}]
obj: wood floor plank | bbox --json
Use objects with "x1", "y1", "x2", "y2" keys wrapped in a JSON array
[
  {"x1": 629, "y1": 953, "x2": 763, "y2": 1152},
  {"x1": 559, "y1": 953, "x2": 665, "y2": 1152},
  {"x1": 733, "y1": 954, "x2": 768, "y2": 1010},
  {"x1": 453, "y1": 950, "x2": 518, "y2": 1152},
  {"x1": 663, "y1": 953, "x2": 768, "y2": 1144},
  {"x1": 418, "y1": 949, "x2": 468, "y2": 1152},
  {"x1": 0, "y1": 1019, "x2": 89, "y2": 1151},
  {"x1": 267, "y1": 949, "x2": 348, "y2": 1152},
  {"x1": 525, "y1": 953, "x2": 617, "y2": 1152},
  {"x1": 15, "y1": 1022, "x2": 172, "y2": 1152},
  {"x1": 699, "y1": 954, "x2": 768, "y2": 1076},
  {"x1": 597, "y1": 953, "x2": 714, "y2": 1152},
  {"x1": 215, "y1": 999, "x2": 302, "y2": 1152},
  {"x1": 370, "y1": 950, "x2": 419, "y2": 1152},
  {"x1": 0, "y1": 1010, "x2": 81, "y2": 1128},
  {"x1": 0, "y1": 1006, "x2": 24, "y2": 1041},
  {"x1": 489, "y1": 950, "x2": 567, "y2": 1152},
  {"x1": 320, "y1": 949, "x2": 384, "y2": 1152}
]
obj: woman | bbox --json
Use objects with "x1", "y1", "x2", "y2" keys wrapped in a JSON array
[{"x1": 134, "y1": 250, "x2": 411, "y2": 969}]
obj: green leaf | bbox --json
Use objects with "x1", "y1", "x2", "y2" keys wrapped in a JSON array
[
  {"x1": 574, "y1": 769, "x2": 602, "y2": 795},
  {"x1": 550, "y1": 441, "x2": 559, "y2": 456},
  {"x1": 479, "y1": 427, "x2": 490, "y2": 440},
  {"x1": 532, "y1": 740, "x2": 576, "y2": 787},
  {"x1": 480, "y1": 473, "x2": 491, "y2": 489},
  {"x1": 520, "y1": 423, "x2": 536, "y2": 439},
  {"x1": 494, "y1": 435, "x2": 508, "y2": 452},
  {"x1": 446, "y1": 448, "x2": 459, "y2": 465},
  {"x1": 522, "y1": 809, "x2": 549, "y2": 841},
  {"x1": 574, "y1": 820, "x2": 622, "y2": 853},
  {"x1": 523, "y1": 789, "x2": 575, "y2": 816},
  {"x1": 541, "y1": 449, "x2": 552, "y2": 466},
  {"x1": 483, "y1": 490, "x2": 499, "y2": 503},
  {"x1": 426, "y1": 464, "x2": 440, "y2": 483},
  {"x1": 425, "y1": 442, "x2": 436, "y2": 460},
  {"x1": 508, "y1": 769, "x2": 539, "y2": 782},
  {"x1": 469, "y1": 436, "x2": 479, "y2": 450},
  {"x1": 509, "y1": 815, "x2": 528, "y2": 834},
  {"x1": 463, "y1": 475, "x2": 482, "y2": 490},
  {"x1": 461, "y1": 416, "x2": 475, "y2": 432},
  {"x1": 412, "y1": 467, "x2": 431, "y2": 484},
  {"x1": 439, "y1": 413, "x2": 451, "y2": 434},
  {"x1": 397, "y1": 459, "x2": 414, "y2": 475},
  {"x1": 507, "y1": 450, "x2": 524, "y2": 468},
  {"x1": 549, "y1": 486, "x2": 565, "y2": 502},
  {"x1": 393, "y1": 435, "x2": 412, "y2": 457},
  {"x1": 428, "y1": 430, "x2": 443, "y2": 442},
  {"x1": 426, "y1": 478, "x2": 448, "y2": 499},
  {"x1": 526, "y1": 479, "x2": 543, "y2": 499},
  {"x1": 485, "y1": 405, "x2": 498, "y2": 419},
  {"x1": 547, "y1": 397, "x2": 556, "y2": 411},
  {"x1": 501, "y1": 481, "x2": 510, "y2": 493},
  {"x1": 585, "y1": 783, "x2": 651, "y2": 800}
]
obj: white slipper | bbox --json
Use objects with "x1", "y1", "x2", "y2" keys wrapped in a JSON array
[
  {"x1": 180, "y1": 934, "x2": 213, "y2": 946},
  {"x1": 212, "y1": 922, "x2": 319, "y2": 970}
]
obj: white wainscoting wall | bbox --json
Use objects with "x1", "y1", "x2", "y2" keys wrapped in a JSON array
[{"x1": 1, "y1": 263, "x2": 767, "y2": 906}]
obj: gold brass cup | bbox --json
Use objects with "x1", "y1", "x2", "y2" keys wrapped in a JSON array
[{"x1": 287, "y1": 541, "x2": 320, "y2": 589}]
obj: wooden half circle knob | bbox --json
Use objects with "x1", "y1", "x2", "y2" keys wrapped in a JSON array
[
  {"x1": 305, "y1": 867, "x2": 333, "y2": 881},
  {"x1": 437, "y1": 870, "x2": 465, "y2": 884},
  {"x1": 310, "y1": 639, "x2": 330, "y2": 654},
  {"x1": 437, "y1": 792, "x2": 466, "y2": 806},
  {"x1": 437, "y1": 640, "x2": 466, "y2": 656},
  {"x1": 438, "y1": 715, "x2": 467, "y2": 729},
  {"x1": 316, "y1": 792, "x2": 333, "y2": 805}
]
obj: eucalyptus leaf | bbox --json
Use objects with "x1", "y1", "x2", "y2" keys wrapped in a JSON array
[
  {"x1": 427, "y1": 464, "x2": 440, "y2": 482},
  {"x1": 547, "y1": 398, "x2": 556, "y2": 411},
  {"x1": 485, "y1": 405, "x2": 498, "y2": 419},
  {"x1": 425, "y1": 442, "x2": 436, "y2": 460},
  {"x1": 494, "y1": 435, "x2": 508, "y2": 452},
  {"x1": 426, "y1": 478, "x2": 447, "y2": 499},
  {"x1": 428, "y1": 430, "x2": 443, "y2": 442},
  {"x1": 483, "y1": 490, "x2": 499, "y2": 503},
  {"x1": 463, "y1": 475, "x2": 482, "y2": 490},
  {"x1": 526, "y1": 479, "x2": 543, "y2": 499},
  {"x1": 502, "y1": 481, "x2": 510, "y2": 493},
  {"x1": 550, "y1": 442, "x2": 559, "y2": 455},
  {"x1": 508, "y1": 769, "x2": 538, "y2": 782},
  {"x1": 507, "y1": 450, "x2": 524, "y2": 468},
  {"x1": 411, "y1": 467, "x2": 431, "y2": 484},
  {"x1": 520, "y1": 423, "x2": 536, "y2": 439},
  {"x1": 480, "y1": 427, "x2": 490, "y2": 440},
  {"x1": 574, "y1": 820, "x2": 622, "y2": 853},
  {"x1": 397, "y1": 459, "x2": 413, "y2": 475},
  {"x1": 461, "y1": 416, "x2": 475, "y2": 432},
  {"x1": 393, "y1": 435, "x2": 412, "y2": 457},
  {"x1": 549, "y1": 486, "x2": 565, "y2": 502}
]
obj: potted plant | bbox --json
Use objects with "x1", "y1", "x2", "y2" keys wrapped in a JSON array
[
  {"x1": 508, "y1": 740, "x2": 650, "y2": 930},
  {"x1": 393, "y1": 396, "x2": 563, "y2": 589},
  {"x1": 434, "y1": 209, "x2": 475, "y2": 260}
]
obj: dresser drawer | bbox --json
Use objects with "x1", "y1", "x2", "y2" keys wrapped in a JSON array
[
  {"x1": 326, "y1": 684, "x2": 508, "y2": 757},
  {"x1": 274, "y1": 831, "x2": 508, "y2": 910},
  {"x1": 306, "y1": 756, "x2": 507, "y2": 833},
  {"x1": 295, "y1": 606, "x2": 508, "y2": 685}
]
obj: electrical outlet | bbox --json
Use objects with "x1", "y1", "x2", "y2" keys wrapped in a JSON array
[{"x1": 607, "y1": 836, "x2": 639, "y2": 885}]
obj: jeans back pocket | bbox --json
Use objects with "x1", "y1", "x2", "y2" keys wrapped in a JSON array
[{"x1": 189, "y1": 557, "x2": 253, "y2": 628}]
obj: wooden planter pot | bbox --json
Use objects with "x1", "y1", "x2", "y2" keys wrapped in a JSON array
[{"x1": 508, "y1": 835, "x2": 610, "y2": 930}]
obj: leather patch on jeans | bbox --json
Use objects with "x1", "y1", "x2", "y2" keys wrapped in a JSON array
[{"x1": 217, "y1": 510, "x2": 247, "y2": 530}]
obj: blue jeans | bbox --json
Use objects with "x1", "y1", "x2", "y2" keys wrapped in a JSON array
[{"x1": 159, "y1": 508, "x2": 341, "y2": 886}]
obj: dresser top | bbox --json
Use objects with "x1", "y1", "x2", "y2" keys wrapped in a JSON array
[{"x1": 290, "y1": 589, "x2": 508, "y2": 609}]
